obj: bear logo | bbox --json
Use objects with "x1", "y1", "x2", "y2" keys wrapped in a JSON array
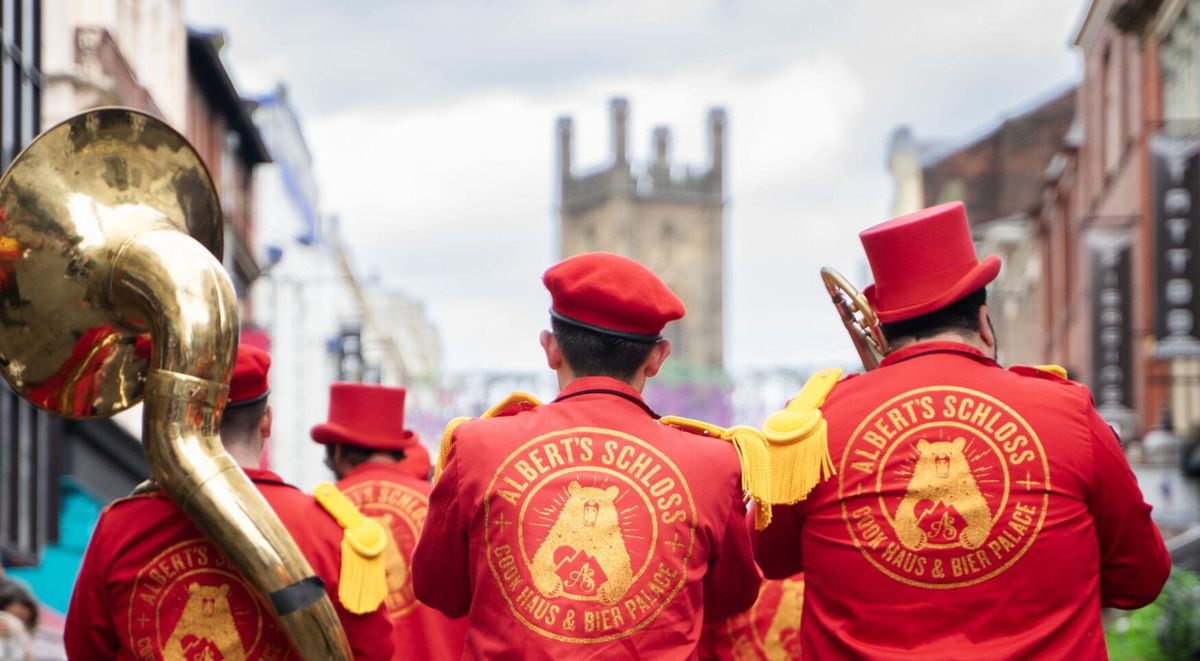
[
  {"x1": 162, "y1": 582, "x2": 247, "y2": 661},
  {"x1": 530, "y1": 481, "x2": 633, "y2": 605},
  {"x1": 762, "y1": 579, "x2": 804, "y2": 661},
  {"x1": 372, "y1": 513, "x2": 413, "y2": 615},
  {"x1": 894, "y1": 438, "x2": 992, "y2": 551}
]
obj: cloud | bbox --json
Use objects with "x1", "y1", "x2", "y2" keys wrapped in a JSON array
[
  {"x1": 188, "y1": 0, "x2": 1085, "y2": 372},
  {"x1": 306, "y1": 53, "x2": 867, "y2": 370}
]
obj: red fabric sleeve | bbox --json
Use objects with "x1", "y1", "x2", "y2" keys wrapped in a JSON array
[
  {"x1": 64, "y1": 512, "x2": 119, "y2": 659},
  {"x1": 1087, "y1": 410, "x2": 1171, "y2": 609},
  {"x1": 412, "y1": 439, "x2": 472, "y2": 618},
  {"x1": 333, "y1": 595, "x2": 393, "y2": 660},
  {"x1": 703, "y1": 491, "x2": 762, "y2": 622},
  {"x1": 749, "y1": 503, "x2": 805, "y2": 580},
  {"x1": 285, "y1": 495, "x2": 395, "y2": 660}
]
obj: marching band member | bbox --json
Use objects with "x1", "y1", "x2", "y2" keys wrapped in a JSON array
[
  {"x1": 65, "y1": 344, "x2": 393, "y2": 659},
  {"x1": 752, "y1": 202, "x2": 1170, "y2": 657},
  {"x1": 413, "y1": 252, "x2": 761, "y2": 658},
  {"x1": 314, "y1": 383, "x2": 466, "y2": 660}
]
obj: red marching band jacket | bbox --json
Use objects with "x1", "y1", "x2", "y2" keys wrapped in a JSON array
[
  {"x1": 752, "y1": 342, "x2": 1171, "y2": 659},
  {"x1": 412, "y1": 376, "x2": 762, "y2": 660},
  {"x1": 698, "y1": 574, "x2": 804, "y2": 660},
  {"x1": 336, "y1": 461, "x2": 466, "y2": 660},
  {"x1": 64, "y1": 468, "x2": 394, "y2": 660}
]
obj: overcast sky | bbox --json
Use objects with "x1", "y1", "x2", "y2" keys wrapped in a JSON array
[{"x1": 186, "y1": 1, "x2": 1083, "y2": 372}]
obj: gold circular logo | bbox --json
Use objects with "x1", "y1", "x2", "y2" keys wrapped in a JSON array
[
  {"x1": 838, "y1": 386, "x2": 1050, "y2": 588},
  {"x1": 485, "y1": 427, "x2": 697, "y2": 643},
  {"x1": 342, "y1": 480, "x2": 428, "y2": 618},
  {"x1": 128, "y1": 539, "x2": 280, "y2": 658},
  {"x1": 717, "y1": 576, "x2": 805, "y2": 659}
]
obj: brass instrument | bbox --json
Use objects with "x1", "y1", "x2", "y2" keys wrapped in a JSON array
[
  {"x1": 820, "y1": 266, "x2": 888, "y2": 370},
  {"x1": 0, "y1": 108, "x2": 351, "y2": 659}
]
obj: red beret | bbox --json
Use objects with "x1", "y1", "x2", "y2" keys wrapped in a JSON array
[
  {"x1": 228, "y1": 343, "x2": 270, "y2": 406},
  {"x1": 310, "y1": 383, "x2": 413, "y2": 452},
  {"x1": 543, "y1": 252, "x2": 685, "y2": 340},
  {"x1": 861, "y1": 201, "x2": 1000, "y2": 323}
]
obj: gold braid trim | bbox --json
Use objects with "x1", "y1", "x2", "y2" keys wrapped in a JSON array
[{"x1": 433, "y1": 392, "x2": 543, "y2": 482}]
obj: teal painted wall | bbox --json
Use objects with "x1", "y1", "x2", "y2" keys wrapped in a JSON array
[{"x1": 7, "y1": 480, "x2": 103, "y2": 614}]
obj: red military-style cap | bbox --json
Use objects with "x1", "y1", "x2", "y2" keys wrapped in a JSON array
[
  {"x1": 860, "y1": 201, "x2": 1001, "y2": 324},
  {"x1": 310, "y1": 383, "x2": 417, "y2": 452},
  {"x1": 543, "y1": 252, "x2": 685, "y2": 341},
  {"x1": 228, "y1": 343, "x2": 271, "y2": 407}
]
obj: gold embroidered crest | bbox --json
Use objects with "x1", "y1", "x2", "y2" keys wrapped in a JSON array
[
  {"x1": 485, "y1": 427, "x2": 697, "y2": 643},
  {"x1": 128, "y1": 539, "x2": 285, "y2": 659},
  {"x1": 838, "y1": 386, "x2": 1050, "y2": 588}
]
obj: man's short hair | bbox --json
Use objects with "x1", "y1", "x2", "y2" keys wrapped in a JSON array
[
  {"x1": 220, "y1": 399, "x2": 268, "y2": 441},
  {"x1": 880, "y1": 287, "x2": 988, "y2": 345},
  {"x1": 551, "y1": 317, "x2": 657, "y2": 381},
  {"x1": 324, "y1": 443, "x2": 405, "y2": 471}
]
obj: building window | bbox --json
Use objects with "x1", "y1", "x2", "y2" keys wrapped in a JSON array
[
  {"x1": 1162, "y1": 0, "x2": 1200, "y2": 129},
  {"x1": 1103, "y1": 45, "x2": 1122, "y2": 174}
]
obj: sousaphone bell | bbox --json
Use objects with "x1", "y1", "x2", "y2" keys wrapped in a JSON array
[{"x1": 0, "y1": 107, "x2": 351, "y2": 659}]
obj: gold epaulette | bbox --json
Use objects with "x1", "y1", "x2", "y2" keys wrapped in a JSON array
[
  {"x1": 1011, "y1": 364, "x2": 1071, "y2": 381},
  {"x1": 755, "y1": 367, "x2": 843, "y2": 529},
  {"x1": 1033, "y1": 364, "x2": 1068, "y2": 379},
  {"x1": 659, "y1": 369, "x2": 843, "y2": 531},
  {"x1": 659, "y1": 416, "x2": 773, "y2": 528},
  {"x1": 313, "y1": 482, "x2": 388, "y2": 614},
  {"x1": 433, "y1": 392, "x2": 542, "y2": 482}
]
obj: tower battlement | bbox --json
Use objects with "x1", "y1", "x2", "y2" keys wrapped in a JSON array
[
  {"x1": 557, "y1": 98, "x2": 725, "y2": 214},
  {"x1": 555, "y1": 98, "x2": 727, "y2": 372}
]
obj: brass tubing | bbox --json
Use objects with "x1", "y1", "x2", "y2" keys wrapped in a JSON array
[
  {"x1": 820, "y1": 266, "x2": 888, "y2": 371},
  {"x1": 111, "y1": 228, "x2": 351, "y2": 660}
]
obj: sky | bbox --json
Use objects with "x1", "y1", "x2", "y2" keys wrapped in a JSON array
[{"x1": 186, "y1": 1, "x2": 1084, "y2": 373}]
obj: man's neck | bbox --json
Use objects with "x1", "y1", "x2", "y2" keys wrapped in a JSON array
[
  {"x1": 556, "y1": 369, "x2": 644, "y2": 393},
  {"x1": 888, "y1": 331, "x2": 991, "y2": 357},
  {"x1": 223, "y1": 439, "x2": 263, "y2": 469}
]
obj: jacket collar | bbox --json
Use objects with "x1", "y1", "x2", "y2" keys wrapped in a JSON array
[
  {"x1": 880, "y1": 341, "x2": 998, "y2": 369},
  {"x1": 342, "y1": 461, "x2": 410, "y2": 482},
  {"x1": 243, "y1": 467, "x2": 289, "y2": 486},
  {"x1": 553, "y1": 376, "x2": 660, "y2": 419}
]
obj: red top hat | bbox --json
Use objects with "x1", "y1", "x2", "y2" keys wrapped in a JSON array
[
  {"x1": 544, "y1": 252, "x2": 685, "y2": 341},
  {"x1": 228, "y1": 343, "x2": 270, "y2": 406},
  {"x1": 310, "y1": 383, "x2": 414, "y2": 452},
  {"x1": 860, "y1": 202, "x2": 1000, "y2": 324}
]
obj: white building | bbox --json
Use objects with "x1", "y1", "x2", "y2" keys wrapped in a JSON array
[
  {"x1": 249, "y1": 86, "x2": 444, "y2": 489},
  {"x1": 41, "y1": 0, "x2": 186, "y2": 128}
]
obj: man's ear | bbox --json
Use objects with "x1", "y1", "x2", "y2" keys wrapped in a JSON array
[
  {"x1": 979, "y1": 304, "x2": 996, "y2": 350},
  {"x1": 642, "y1": 340, "x2": 672, "y2": 378},
  {"x1": 259, "y1": 404, "x2": 273, "y2": 440},
  {"x1": 540, "y1": 330, "x2": 563, "y2": 370}
]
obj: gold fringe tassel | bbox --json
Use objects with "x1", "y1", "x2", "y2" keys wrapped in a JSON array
[{"x1": 313, "y1": 482, "x2": 388, "y2": 613}]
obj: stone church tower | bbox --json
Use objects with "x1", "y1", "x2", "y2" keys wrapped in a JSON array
[{"x1": 556, "y1": 98, "x2": 726, "y2": 372}]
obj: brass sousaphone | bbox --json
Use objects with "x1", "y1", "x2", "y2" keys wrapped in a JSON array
[
  {"x1": 820, "y1": 266, "x2": 888, "y2": 370},
  {"x1": 0, "y1": 108, "x2": 351, "y2": 659}
]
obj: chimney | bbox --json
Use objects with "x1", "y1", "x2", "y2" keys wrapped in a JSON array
[
  {"x1": 708, "y1": 107, "x2": 726, "y2": 194},
  {"x1": 651, "y1": 126, "x2": 671, "y2": 186},
  {"x1": 611, "y1": 97, "x2": 629, "y2": 169},
  {"x1": 557, "y1": 115, "x2": 573, "y2": 199}
]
